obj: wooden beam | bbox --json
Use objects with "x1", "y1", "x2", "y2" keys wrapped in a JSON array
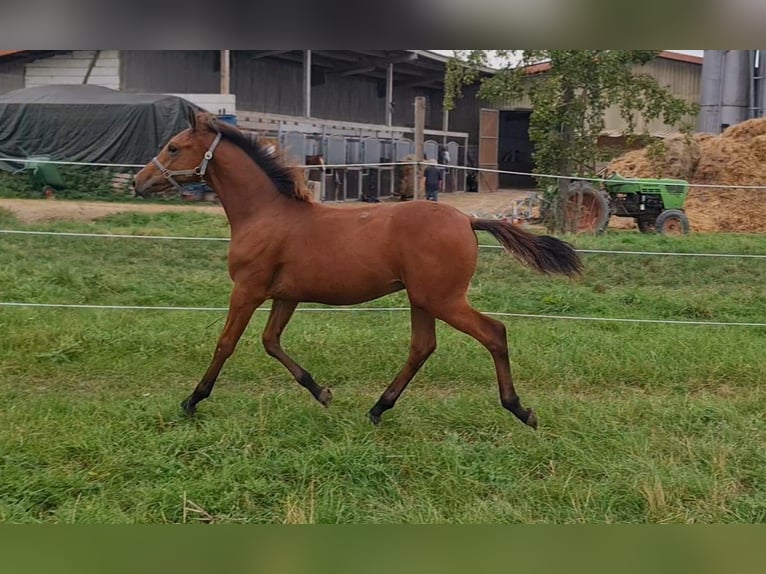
[
  {"x1": 311, "y1": 50, "x2": 361, "y2": 63},
  {"x1": 251, "y1": 50, "x2": 293, "y2": 60},
  {"x1": 332, "y1": 53, "x2": 418, "y2": 77},
  {"x1": 397, "y1": 73, "x2": 445, "y2": 90},
  {"x1": 386, "y1": 63, "x2": 393, "y2": 127},
  {"x1": 303, "y1": 50, "x2": 311, "y2": 118},
  {"x1": 255, "y1": 52, "x2": 349, "y2": 70},
  {"x1": 339, "y1": 66, "x2": 376, "y2": 77}
]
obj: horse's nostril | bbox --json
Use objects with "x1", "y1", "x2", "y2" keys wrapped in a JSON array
[{"x1": 132, "y1": 177, "x2": 145, "y2": 197}]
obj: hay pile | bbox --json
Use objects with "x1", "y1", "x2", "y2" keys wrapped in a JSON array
[
  {"x1": 606, "y1": 118, "x2": 766, "y2": 232},
  {"x1": 608, "y1": 133, "x2": 704, "y2": 181}
]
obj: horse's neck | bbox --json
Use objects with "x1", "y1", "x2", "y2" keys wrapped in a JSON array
[{"x1": 205, "y1": 155, "x2": 286, "y2": 230}]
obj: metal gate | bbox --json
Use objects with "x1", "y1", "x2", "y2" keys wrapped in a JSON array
[
  {"x1": 283, "y1": 131, "x2": 306, "y2": 163},
  {"x1": 424, "y1": 139, "x2": 439, "y2": 162}
]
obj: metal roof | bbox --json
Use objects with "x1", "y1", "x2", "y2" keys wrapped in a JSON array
[
  {"x1": 240, "y1": 50, "x2": 491, "y2": 89},
  {"x1": 0, "y1": 50, "x2": 488, "y2": 90}
]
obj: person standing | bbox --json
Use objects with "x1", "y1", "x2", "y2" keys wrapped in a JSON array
[{"x1": 423, "y1": 160, "x2": 443, "y2": 201}]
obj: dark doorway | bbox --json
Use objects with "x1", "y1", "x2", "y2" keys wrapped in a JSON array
[{"x1": 498, "y1": 110, "x2": 535, "y2": 189}]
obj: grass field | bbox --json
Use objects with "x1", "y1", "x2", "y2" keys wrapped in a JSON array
[{"x1": 0, "y1": 205, "x2": 764, "y2": 523}]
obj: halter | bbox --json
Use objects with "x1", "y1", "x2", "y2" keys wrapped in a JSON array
[{"x1": 152, "y1": 132, "x2": 223, "y2": 192}]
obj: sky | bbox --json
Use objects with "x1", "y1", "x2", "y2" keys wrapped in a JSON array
[{"x1": 669, "y1": 50, "x2": 704, "y2": 57}]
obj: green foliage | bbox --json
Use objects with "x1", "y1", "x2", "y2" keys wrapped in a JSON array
[
  {"x1": 0, "y1": 165, "x2": 198, "y2": 205},
  {"x1": 444, "y1": 51, "x2": 700, "y2": 230},
  {"x1": 0, "y1": 165, "x2": 119, "y2": 200},
  {"x1": 0, "y1": 211, "x2": 765, "y2": 523}
]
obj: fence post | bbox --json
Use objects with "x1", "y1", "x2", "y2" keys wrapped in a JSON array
[{"x1": 413, "y1": 96, "x2": 426, "y2": 200}]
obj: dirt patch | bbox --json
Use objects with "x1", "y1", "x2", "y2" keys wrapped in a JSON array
[
  {"x1": 0, "y1": 198, "x2": 224, "y2": 224},
  {"x1": 0, "y1": 190, "x2": 536, "y2": 225}
]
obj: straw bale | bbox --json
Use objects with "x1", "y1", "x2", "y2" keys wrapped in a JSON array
[{"x1": 720, "y1": 117, "x2": 766, "y2": 141}]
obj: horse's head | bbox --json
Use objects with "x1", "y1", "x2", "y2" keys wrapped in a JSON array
[{"x1": 133, "y1": 110, "x2": 222, "y2": 197}]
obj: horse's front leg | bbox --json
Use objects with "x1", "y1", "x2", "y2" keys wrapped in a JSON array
[
  {"x1": 181, "y1": 283, "x2": 264, "y2": 416},
  {"x1": 261, "y1": 299, "x2": 332, "y2": 407}
]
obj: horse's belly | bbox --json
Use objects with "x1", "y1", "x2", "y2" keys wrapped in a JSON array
[{"x1": 268, "y1": 267, "x2": 403, "y2": 305}]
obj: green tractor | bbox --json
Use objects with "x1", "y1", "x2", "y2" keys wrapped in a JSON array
[{"x1": 564, "y1": 173, "x2": 691, "y2": 235}]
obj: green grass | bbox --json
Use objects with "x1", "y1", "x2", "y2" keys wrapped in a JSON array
[{"x1": 0, "y1": 206, "x2": 765, "y2": 523}]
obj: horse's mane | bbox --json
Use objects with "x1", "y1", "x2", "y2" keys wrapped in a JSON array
[{"x1": 211, "y1": 119, "x2": 313, "y2": 202}]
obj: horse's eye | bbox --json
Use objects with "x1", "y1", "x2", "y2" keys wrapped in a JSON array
[{"x1": 168, "y1": 144, "x2": 178, "y2": 154}]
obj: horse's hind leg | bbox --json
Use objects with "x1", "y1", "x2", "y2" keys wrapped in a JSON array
[
  {"x1": 433, "y1": 298, "x2": 537, "y2": 429},
  {"x1": 368, "y1": 306, "x2": 436, "y2": 425},
  {"x1": 181, "y1": 283, "x2": 263, "y2": 416},
  {"x1": 262, "y1": 299, "x2": 332, "y2": 407}
]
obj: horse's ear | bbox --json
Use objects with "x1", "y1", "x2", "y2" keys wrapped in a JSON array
[
  {"x1": 187, "y1": 107, "x2": 198, "y2": 131},
  {"x1": 205, "y1": 114, "x2": 220, "y2": 133}
]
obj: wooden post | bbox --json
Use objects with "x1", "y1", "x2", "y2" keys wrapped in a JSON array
[
  {"x1": 219, "y1": 50, "x2": 230, "y2": 95},
  {"x1": 413, "y1": 96, "x2": 426, "y2": 200}
]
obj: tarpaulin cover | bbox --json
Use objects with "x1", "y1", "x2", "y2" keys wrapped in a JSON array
[{"x1": 0, "y1": 84, "x2": 201, "y2": 165}]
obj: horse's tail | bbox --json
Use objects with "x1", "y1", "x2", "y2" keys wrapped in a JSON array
[{"x1": 471, "y1": 218, "x2": 583, "y2": 277}]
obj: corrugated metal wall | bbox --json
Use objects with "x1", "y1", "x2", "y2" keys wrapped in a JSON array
[
  {"x1": 446, "y1": 83, "x2": 481, "y2": 147},
  {"x1": 121, "y1": 51, "x2": 451, "y2": 132},
  {"x1": 601, "y1": 58, "x2": 700, "y2": 136},
  {"x1": 233, "y1": 53, "x2": 447, "y2": 128},
  {"x1": 121, "y1": 50, "x2": 219, "y2": 93}
]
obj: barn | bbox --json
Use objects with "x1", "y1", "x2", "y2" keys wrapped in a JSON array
[
  {"x1": 0, "y1": 50, "x2": 499, "y2": 198},
  {"x1": 484, "y1": 51, "x2": 703, "y2": 189},
  {"x1": 0, "y1": 50, "x2": 704, "y2": 196}
]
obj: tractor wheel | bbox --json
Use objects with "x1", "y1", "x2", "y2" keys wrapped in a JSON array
[
  {"x1": 655, "y1": 209, "x2": 690, "y2": 235},
  {"x1": 563, "y1": 181, "x2": 611, "y2": 234},
  {"x1": 636, "y1": 218, "x2": 656, "y2": 233}
]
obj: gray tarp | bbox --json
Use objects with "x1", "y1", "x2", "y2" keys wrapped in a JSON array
[{"x1": 0, "y1": 84, "x2": 200, "y2": 165}]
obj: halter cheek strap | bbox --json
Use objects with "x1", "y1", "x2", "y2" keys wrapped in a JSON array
[{"x1": 152, "y1": 131, "x2": 223, "y2": 191}]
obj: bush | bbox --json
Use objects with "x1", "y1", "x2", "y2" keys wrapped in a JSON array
[{"x1": 0, "y1": 164, "x2": 127, "y2": 200}]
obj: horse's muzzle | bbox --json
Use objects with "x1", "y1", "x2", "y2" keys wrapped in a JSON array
[
  {"x1": 132, "y1": 174, "x2": 148, "y2": 198},
  {"x1": 133, "y1": 173, "x2": 167, "y2": 198}
]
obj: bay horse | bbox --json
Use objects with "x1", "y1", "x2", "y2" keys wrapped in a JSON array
[{"x1": 133, "y1": 111, "x2": 583, "y2": 429}]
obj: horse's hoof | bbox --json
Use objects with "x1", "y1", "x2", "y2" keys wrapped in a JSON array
[
  {"x1": 180, "y1": 397, "x2": 196, "y2": 417},
  {"x1": 525, "y1": 409, "x2": 538, "y2": 430},
  {"x1": 318, "y1": 387, "x2": 333, "y2": 408},
  {"x1": 368, "y1": 410, "x2": 381, "y2": 426}
]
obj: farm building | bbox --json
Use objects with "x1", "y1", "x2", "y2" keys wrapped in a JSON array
[
  {"x1": 0, "y1": 50, "x2": 707, "y2": 196},
  {"x1": 0, "y1": 50, "x2": 498, "y2": 198},
  {"x1": 487, "y1": 51, "x2": 704, "y2": 189}
]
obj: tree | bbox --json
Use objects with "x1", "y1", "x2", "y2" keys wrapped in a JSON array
[{"x1": 444, "y1": 50, "x2": 699, "y2": 232}]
